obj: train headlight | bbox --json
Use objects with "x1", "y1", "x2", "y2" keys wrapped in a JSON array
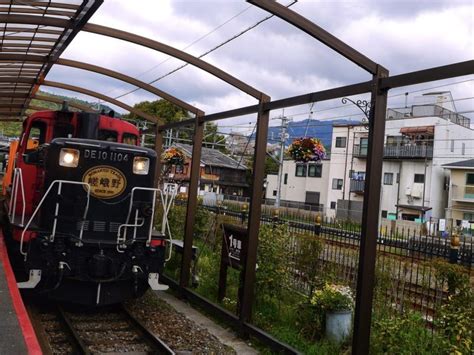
[
  {"x1": 133, "y1": 156, "x2": 149, "y2": 175},
  {"x1": 59, "y1": 148, "x2": 79, "y2": 168}
]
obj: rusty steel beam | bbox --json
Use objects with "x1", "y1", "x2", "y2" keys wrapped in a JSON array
[
  {"x1": 0, "y1": 1, "x2": 80, "y2": 10},
  {"x1": 0, "y1": 54, "x2": 202, "y2": 115},
  {"x1": 180, "y1": 114, "x2": 204, "y2": 288},
  {"x1": 83, "y1": 23, "x2": 264, "y2": 99},
  {"x1": 1, "y1": 26, "x2": 63, "y2": 36},
  {"x1": 56, "y1": 58, "x2": 203, "y2": 115},
  {"x1": 0, "y1": 14, "x2": 73, "y2": 29},
  {"x1": 41, "y1": 80, "x2": 159, "y2": 123},
  {"x1": 239, "y1": 95, "x2": 271, "y2": 323},
  {"x1": 248, "y1": 0, "x2": 378, "y2": 74},
  {"x1": 0, "y1": 35, "x2": 58, "y2": 43},
  {"x1": 380, "y1": 60, "x2": 474, "y2": 90},
  {"x1": 352, "y1": 66, "x2": 389, "y2": 355},
  {"x1": 154, "y1": 128, "x2": 163, "y2": 189},
  {"x1": 0, "y1": 7, "x2": 76, "y2": 17},
  {"x1": 33, "y1": 94, "x2": 95, "y2": 112}
]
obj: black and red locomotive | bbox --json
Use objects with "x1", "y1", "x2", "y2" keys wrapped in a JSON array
[{"x1": 2, "y1": 108, "x2": 168, "y2": 306}]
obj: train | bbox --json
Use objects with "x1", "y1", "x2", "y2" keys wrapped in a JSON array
[{"x1": 1, "y1": 107, "x2": 169, "y2": 306}]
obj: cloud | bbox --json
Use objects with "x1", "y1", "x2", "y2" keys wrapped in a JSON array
[{"x1": 39, "y1": 0, "x2": 472, "y2": 124}]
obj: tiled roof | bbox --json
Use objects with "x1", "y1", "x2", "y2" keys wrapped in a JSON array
[{"x1": 175, "y1": 143, "x2": 247, "y2": 170}]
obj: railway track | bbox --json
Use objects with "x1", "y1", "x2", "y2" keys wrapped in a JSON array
[{"x1": 27, "y1": 302, "x2": 175, "y2": 355}]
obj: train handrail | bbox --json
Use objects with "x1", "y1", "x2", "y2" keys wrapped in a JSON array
[
  {"x1": 20, "y1": 180, "x2": 91, "y2": 258},
  {"x1": 9, "y1": 168, "x2": 26, "y2": 226},
  {"x1": 120, "y1": 187, "x2": 160, "y2": 247}
]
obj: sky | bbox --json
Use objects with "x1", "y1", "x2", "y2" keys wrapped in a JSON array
[{"x1": 45, "y1": 0, "x2": 474, "y2": 133}]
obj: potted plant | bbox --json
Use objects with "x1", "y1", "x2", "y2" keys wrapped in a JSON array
[
  {"x1": 287, "y1": 137, "x2": 326, "y2": 162},
  {"x1": 310, "y1": 283, "x2": 354, "y2": 342}
]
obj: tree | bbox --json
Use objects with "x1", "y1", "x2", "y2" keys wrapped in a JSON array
[{"x1": 126, "y1": 99, "x2": 228, "y2": 152}]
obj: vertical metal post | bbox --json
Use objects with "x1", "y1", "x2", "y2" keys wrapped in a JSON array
[
  {"x1": 180, "y1": 114, "x2": 204, "y2": 288},
  {"x1": 154, "y1": 126, "x2": 163, "y2": 188},
  {"x1": 352, "y1": 65, "x2": 389, "y2": 355},
  {"x1": 239, "y1": 96, "x2": 270, "y2": 323}
]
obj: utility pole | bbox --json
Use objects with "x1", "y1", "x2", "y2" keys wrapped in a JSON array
[{"x1": 275, "y1": 115, "x2": 290, "y2": 208}]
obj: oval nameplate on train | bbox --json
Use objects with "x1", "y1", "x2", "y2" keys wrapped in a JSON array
[{"x1": 82, "y1": 165, "x2": 127, "y2": 199}]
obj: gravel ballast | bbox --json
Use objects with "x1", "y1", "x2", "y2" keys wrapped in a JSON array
[{"x1": 126, "y1": 291, "x2": 237, "y2": 354}]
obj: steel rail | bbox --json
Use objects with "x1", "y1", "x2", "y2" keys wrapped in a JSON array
[
  {"x1": 56, "y1": 307, "x2": 91, "y2": 355},
  {"x1": 121, "y1": 306, "x2": 176, "y2": 355}
]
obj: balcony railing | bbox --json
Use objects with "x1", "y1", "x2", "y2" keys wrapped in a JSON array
[
  {"x1": 451, "y1": 185, "x2": 474, "y2": 202},
  {"x1": 353, "y1": 144, "x2": 433, "y2": 159},
  {"x1": 350, "y1": 179, "x2": 365, "y2": 194}
]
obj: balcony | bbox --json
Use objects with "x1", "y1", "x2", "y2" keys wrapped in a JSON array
[
  {"x1": 350, "y1": 179, "x2": 365, "y2": 194},
  {"x1": 353, "y1": 144, "x2": 433, "y2": 159},
  {"x1": 451, "y1": 185, "x2": 474, "y2": 203}
]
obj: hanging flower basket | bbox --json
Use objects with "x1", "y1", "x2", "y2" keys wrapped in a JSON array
[
  {"x1": 287, "y1": 137, "x2": 326, "y2": 162},
  {"x1": 162, "y1": 147, "x2": 185, "y2": 165}
]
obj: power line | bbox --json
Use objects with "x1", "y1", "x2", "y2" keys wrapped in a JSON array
[{"x1": 112, "y1": 1, "x2": 297, "y2": 101}]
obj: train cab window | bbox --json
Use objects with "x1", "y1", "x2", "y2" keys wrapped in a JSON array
[
  {"x1": 98, "y1": 129, "x2": 118, "y2": 142},
  {"x1": 25, "y1": 120, "x2": 46, "y2": 152},
  {"x1": 53, "y1": 122, "x2": 74, "y2": 139},
  {"x1": 122, "y1": 133, "x2": 138, "y2": 146}
]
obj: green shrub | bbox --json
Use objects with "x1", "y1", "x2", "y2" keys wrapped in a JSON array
[
  {"x1": 294, "y1": 233, "x2": 324, "y2": 292},
  {"x1": 255, "y1": 223, "x2": 292, "y2": 301},
  {"x1": 371, "y1": 310, "x2": 444, "y2": 354},
  {"x1": 432, "y1": 260, "x2": 473, "y2": 355}
]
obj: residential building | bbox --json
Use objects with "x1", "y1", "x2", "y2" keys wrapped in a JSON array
[
  {"x1": 265, "y1": 92, "x2": 473, "y2": 221},
  {"x1": 443, "y1": 159, "x2": 474, "y2": 225},
  {"x1": 166, "y1": 143, "x2": 249, "y2": 196},
  {"x1": 265, "y1": 159, "x2": 330, "y2": 210}
]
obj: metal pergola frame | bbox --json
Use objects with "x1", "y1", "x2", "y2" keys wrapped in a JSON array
[{"x1": 1, "y1": 1, "x2": 473, "y2": 354}]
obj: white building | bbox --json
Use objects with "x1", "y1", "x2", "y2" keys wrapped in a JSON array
[{"x1": 266, "y1": 92, "x2": 474, "y2": 221}]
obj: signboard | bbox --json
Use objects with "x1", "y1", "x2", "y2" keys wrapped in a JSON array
[
  {"x1": 221, "y1": 224, "x2": 247, "y2": 268},
  {"x1": 218, "y1": 224, "x2": 248, "y2": 302},
  {"x1": 83, "y1": 165, "x2": 126, "y2": 199},
  {"x1": 439, "y1": 219, "x2": 446, "y2": 232}
]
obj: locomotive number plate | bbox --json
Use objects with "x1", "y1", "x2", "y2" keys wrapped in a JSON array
[{"x1": 82, "y1": 166, "x2": 127, "y2": 199}]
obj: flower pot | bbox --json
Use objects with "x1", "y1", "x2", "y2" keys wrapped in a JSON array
[{"x1": 326, "y1": 309, "x2": 352, "y2": 343}]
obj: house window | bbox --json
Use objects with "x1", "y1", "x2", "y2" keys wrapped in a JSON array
[
  {"x1": 463, "y1": 212, "x2": 474, "y2": 221},
  {"x1": 332, "y1": 178, "x2": 343, "y2": 190},
  {"x1": 335, "y1": 137, "x2": 347, "y2": 148},
  {"x1": 330, "y1": 201, "x2": 336, "y2": 209},
  {"x1": 381, "y1": 210, "x2": 388, "y2": 218},
  {"x1": 284, "y1": 173, "x2": 288, "y2": 185},
  {"x1": 451, "y1": 139, "x2": 454, "y2": 152},
  {"x1": 466, "y1": 173, "x2": 474, "y2": 185},
  {"x1": 205, "y1": 166, "x2": 212, "y2": 174},
  {"x1": 360, "y1": 137, "x2": 369, "y2": 155},
  {"x1": 383, "y1": 173, "x2": 393, "y2": 185},
  {"x1": 414, "y1": 174, "x2": 425, "y2": 183},
  {"x1": 273, "y1": 190, "x2": 277, "y2": 196},
  {"x1": 295, "y1": 164, "x2": 307, "y2": 177},
  {"x1": 308, "y1": 164, "x2": 322, "y2": 177}
]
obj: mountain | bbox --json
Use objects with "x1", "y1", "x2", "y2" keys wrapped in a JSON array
[{"x1": 265, "y1": 118, "x2": 357, "y2": 149}]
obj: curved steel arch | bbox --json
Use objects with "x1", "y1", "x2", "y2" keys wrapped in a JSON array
[
  {"x1": 0, "y1": 53, "x2": 203, "y2": 115},
  {"x1": 0, "y1": 77, "x2": 159, "y2": 122},
  {"x1": 33, "y1": 94, "x2": 96, "y2": 112},
  {"x1": 41, "y1": 80, "x2": 160, "y2": 123},
  {"x1": 83, "y1": 23, "x2": 266, "y2": 100},
  {"x1": 0, "y1": 15, "x2": 266, "y2": 100}
]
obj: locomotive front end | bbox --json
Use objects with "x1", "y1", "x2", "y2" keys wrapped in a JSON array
[{"x1": 24, "y1": 138, "x2": 167, "y2": 305}]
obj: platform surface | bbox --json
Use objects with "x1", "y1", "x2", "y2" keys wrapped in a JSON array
[{"x1": 0, "y1": 236, "x2": 40, "y2": 354}]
